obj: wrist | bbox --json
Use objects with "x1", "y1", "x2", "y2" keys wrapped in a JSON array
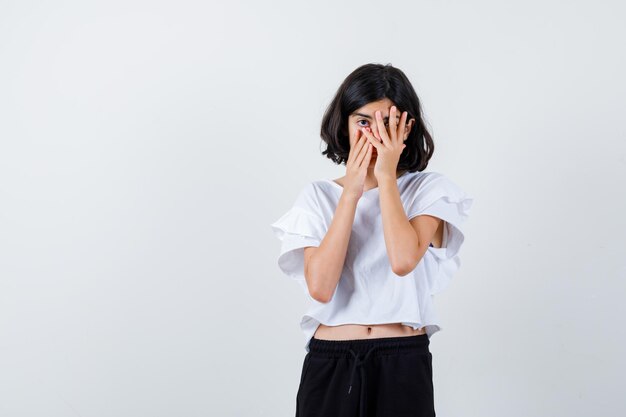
[
  {"x1": 377, "y1": 174, "x2": 398, "y2": 187},
  {"x1": 340, "y1": 190, "x2": 361, "y2": 204}
]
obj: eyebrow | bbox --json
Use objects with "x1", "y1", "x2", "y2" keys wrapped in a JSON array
[{"x1": 351, "y1": 112, "x2": 400, "y2": 121}]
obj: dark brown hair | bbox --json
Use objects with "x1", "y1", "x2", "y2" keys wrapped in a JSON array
[{"x1": 320, "y1": 63, "x2": 434, "y2": 171}]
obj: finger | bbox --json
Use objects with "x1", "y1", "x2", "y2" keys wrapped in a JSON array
[
  {"x1": 363, "y1": 142, "x2": 373, "y2": 167},
  {"x1": 389, "y1": 106, "x2": 398, "y2": 143},
  {"x1": 398, "y1": 111, "x2": 408, "y2": 142},
  {"x1": 375, "y1": 110, "x2": 392, "y2": 148},
  {"x1": 358, "y1": 143, "x2": 374, "y2": 168},
  {"x1": 355, "y1": 139, "x2": 372, "y2": 167},
  {"x1": 348, "y1": 129, "x2": 367, "y2": 164},
  {"x1": 361, "y1": 127, "x2": 382, "y2": 152}
]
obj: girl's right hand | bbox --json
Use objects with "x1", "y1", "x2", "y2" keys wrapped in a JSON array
[{"x1": 342, "y1": 127, "x2": 373, "y2": 199}]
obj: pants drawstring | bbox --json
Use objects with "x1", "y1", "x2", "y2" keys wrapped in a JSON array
[{"x1": 347, "y1": 345, "x2": 377, "y2": 417}]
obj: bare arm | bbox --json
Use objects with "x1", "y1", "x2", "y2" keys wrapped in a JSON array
[
  {"x1": 378, "y1": 176, "x2": 443, "y2": 276},
  {"x1": 303, "y1": 128, "x2": 374, "y2": 303},
  {"x1": 363, "y1": 106, "x2": 442, "y2": 276},
  {"x1": 303, "y1": 192, "x2": 359, "y2": 303}
]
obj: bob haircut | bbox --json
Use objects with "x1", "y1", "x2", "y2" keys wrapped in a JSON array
[{"x1": 320, "y1": 63, "x2": 434, "y2": 172}]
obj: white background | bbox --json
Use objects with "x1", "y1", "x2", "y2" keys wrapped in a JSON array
[{"x1": 1, "y1": 0, "x2": 625, "y2": 416}]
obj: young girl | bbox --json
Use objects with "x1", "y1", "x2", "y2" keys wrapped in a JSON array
[{"x1": 270, "y1": 63, "x2": 473, "y2": 417}]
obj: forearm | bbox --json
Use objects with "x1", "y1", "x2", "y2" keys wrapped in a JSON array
[
  {"x1": 378, "y1": 176, "x2": 420, "y2": 276},
  {"x1": 307, "y1": 192, "x2": 359, "y2": 301}
]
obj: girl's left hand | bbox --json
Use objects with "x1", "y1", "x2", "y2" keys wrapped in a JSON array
[{"x1": 360, "y1": 106, "x2": 408, "y2": 180}]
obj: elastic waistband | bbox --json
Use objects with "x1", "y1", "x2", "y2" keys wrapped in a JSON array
[{"x1": 309, "y1": 333, "x2": 429, "y2": 357}]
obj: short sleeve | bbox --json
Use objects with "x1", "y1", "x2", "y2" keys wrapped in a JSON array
[
  {"x1": 269, "y1": 184, "x2": 328, "y2": 296},
  {"x1": 406, "y1": 174, "x2": 474, "y2": 295}
]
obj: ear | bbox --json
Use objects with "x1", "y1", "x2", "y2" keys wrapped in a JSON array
[{"x1": 404, "y1": 118, "x2": 416, "y2": 139}]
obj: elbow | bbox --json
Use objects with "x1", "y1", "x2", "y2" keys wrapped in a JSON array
[
  {"x1": 309, "y1": 287, "x2": 332, "y2": 303},
  {"x1": 307, "y1": 276, "x2": 332, "y2": 303},
  {"x1": 305, "y1": 266, "x2": 333, "y2": 303},
  {"x1": 391, "y1": 259, "x2": 418, "y2": 277},
  {"x1": 392, "y1": 265, "x2": 412, "y2": 277},
  {"x1": 392, "y1": 247, "x2": 429, "y2": 276}
]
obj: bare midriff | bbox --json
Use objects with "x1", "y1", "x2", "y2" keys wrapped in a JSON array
[
  {"x1": 314, "y1": 170, "x2": 432, "y2": 342},
  {"x1": 313, "y1": 323, "x2": 427, "y2": 340}
]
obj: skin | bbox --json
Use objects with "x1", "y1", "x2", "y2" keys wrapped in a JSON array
[{"x1": 304, "y1": 98, "x2": 445, "y2": 341}]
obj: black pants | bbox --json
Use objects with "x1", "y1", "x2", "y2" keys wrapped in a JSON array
[{"x1": 296, "y1": 333, "x2": 435, "y2": 417}]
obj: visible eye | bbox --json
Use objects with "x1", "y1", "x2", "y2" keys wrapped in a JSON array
[{"x1": 357, "y1": 120, "x2": 390, "y2": 127}]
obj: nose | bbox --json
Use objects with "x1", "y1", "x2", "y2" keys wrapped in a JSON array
[
  {"x1": 368, "y1": 124, "x2": 386, "y2": 139},
  {"x1": 365, "y1": 126, "x2": 378, "y2": 139}
]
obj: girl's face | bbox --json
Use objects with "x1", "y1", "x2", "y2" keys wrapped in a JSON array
[{"x1": 347, "y1": 98, "x2": 415, "y2": 166}]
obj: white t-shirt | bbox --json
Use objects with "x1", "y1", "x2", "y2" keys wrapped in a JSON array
[{"x1": 270, "y1": 170, "x2": 474, "y2": 352}]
